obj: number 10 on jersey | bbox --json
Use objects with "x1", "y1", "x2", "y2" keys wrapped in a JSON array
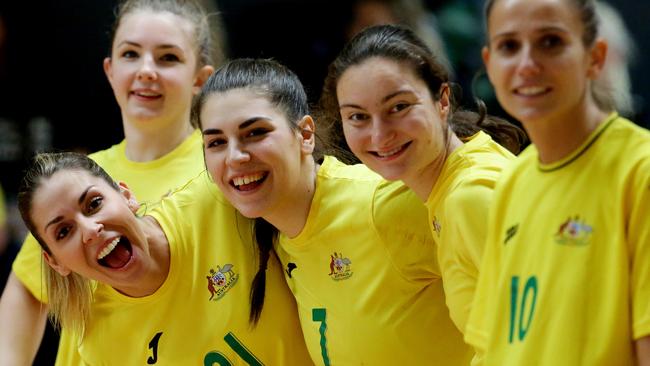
[{"x1": 509, "y1": 275, "x2": 538, "y2": 343}]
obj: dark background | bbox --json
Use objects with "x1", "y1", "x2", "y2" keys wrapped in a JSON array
[{"x1": 0, "y1": 1, "x2": 647, "y2": 363}]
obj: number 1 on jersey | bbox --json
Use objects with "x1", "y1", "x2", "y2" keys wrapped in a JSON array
[
  {"x1": 509, "y1": 276, "x2": 538, "y2": 343},
  {"x1": 312, "y1": 308, "x2": 331, "y2": 366}
]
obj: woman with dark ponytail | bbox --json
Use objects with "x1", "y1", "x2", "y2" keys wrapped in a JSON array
[
  {"x1": 195, "y1": 58, "x2": 473, "y2": 365},
  {"x1": 13, "y1": 152, "x2": 311, "y2": 364},
  {"x1": 319, "y1": 23, "x2": 525, "y2": 340}
]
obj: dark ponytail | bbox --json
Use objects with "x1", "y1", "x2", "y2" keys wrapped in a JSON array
[
  {"x1": 249, "y1": 218, "x2": 277, "y2": 325},
  {"x1": 449, "y1": 97, "x2": 528, "y2": 154}
]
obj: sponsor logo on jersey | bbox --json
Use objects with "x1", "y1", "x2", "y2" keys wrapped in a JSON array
[
  {"x1": 504, "y1": 224, "x2": 519, "y2": 245},
  {"x1": 285, "y1": 262, "x2": 297, "y2": 278},
  {"x1": 328, "y1": 252, "x2": 353, "y2": 281},
  {"x1": 432, "y1": 215, "x2": 442, "y2": 237},
  {"x1": 554, "y1": 216, "x2": 593, "y2": 246},
  {"x1": 206, "y1": 263, "x2": 239, "y2": 301}
]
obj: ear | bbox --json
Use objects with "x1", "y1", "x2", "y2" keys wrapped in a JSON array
[
  {"x1": 438, "y1": 83, "x2": 451, "y2": 119},
  {"x1": 103, "y1": 57, "x2": 114, "y2": 85},
  {"x1": 43, "y1": 251, "x2": 71, "y2": 277},
  {"x1": 118, "y1": 182, "x2": 140, "y2": 213},
  {"x1": 297, "y1": 115, "x2": 316, "y2": 155},
  {"x1": 587, "y1": 38, "x2": 608, "y2": 80},
  {"x1": 192, "y1": 65, "x2": 215, "y2": 95},
  {"x1": 481, "y1": 46, "x2": 492, "y2": 82}
]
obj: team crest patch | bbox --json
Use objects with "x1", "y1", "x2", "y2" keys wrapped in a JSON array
[
  {"x1": 554, "y1": 216, "x2": 593, "y2": 246},
  {"x1": 328, "y1": 252, "x2": 353, "y2": 281},
  {"x1": 206, "y1": 263, "x2": 239, "y2": 301},
  {"x1": 432, "y1": 216, "x2": 442, "y2": 237}
]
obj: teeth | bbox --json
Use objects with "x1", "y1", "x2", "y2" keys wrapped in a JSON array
[
  {"x1": 376, "y1": 145, "x2": 403, "y2": 157},
  {"x1": 137, "y1": 91, "x2": 159, "y2": 97},
  {"x1": 517, "y1": 86, "x2": 546, "y2": 95},
  {"x1": 98, "y1": 237, "x2": 120, "y2": 260},
  {"x1": 233, "y1": 173, "x2": 264, "y2": 187}
]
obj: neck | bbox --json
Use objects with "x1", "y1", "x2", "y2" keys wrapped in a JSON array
[
  {"x1": 524, "y1": 102, "x2": 609, "y2": 164},
  {"x1": 264, "y1": 158, "x2": 318, "y2": 239},
  {"x1": 115, "y1": 216, "x2": 170, "y2": 298},
  {"x1": 406, "y1": 131, "x2": 464, "y2": 202},
  {"x1": 122, "y1": 114, "x2": 194, "y2": 162}
]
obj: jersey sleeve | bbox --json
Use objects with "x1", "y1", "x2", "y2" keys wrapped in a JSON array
[
  {"x1": 11, "y1": 234, "x2": 49, "y2": 303},
  {"x1": 464, "y1": 182, "x2": 507, "y2": 353},
  {"x1": 439, "y1": 179, "x2": 494, "y2": 333},
  {"x1": 630, "y1": 157, "x2": 650, "y2": 339},
  {"x1": 372, "y1": 180, "x2": 439, "y2": 278}
]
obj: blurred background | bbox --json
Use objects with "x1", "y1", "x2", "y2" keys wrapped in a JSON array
[{"x1": 0, "y1": 0, "x2": 647, "y2": 363}]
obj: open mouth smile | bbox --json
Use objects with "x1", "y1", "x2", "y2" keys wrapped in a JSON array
[{"x1": 97, "y1": 236, "x2": 133, "y2": 269}]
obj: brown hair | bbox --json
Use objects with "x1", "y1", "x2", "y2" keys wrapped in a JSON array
[{"x1": 319, "y1": 24, "x2": 527, "y2": 155}]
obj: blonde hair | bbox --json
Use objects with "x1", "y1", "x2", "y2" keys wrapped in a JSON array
[{"x1": 18, "y1": 152, "x2": 117, "y2": 335}]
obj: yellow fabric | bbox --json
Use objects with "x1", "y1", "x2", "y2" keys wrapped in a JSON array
[
  {"x1": 71, "y1": 171, "x2": 311, "y2": 365},
  {"x1": 425, "y1": 131, "x2": 514, "y2": 332},
  {"x1": 275, "y1": 156, "x2": 473, "y2": 365},
  {"x1": 465, "y1": 114, "x2": 650, "y2": 365},
  {"x1": 11, "y1": 131, "x2": 205, "y2": 365}
]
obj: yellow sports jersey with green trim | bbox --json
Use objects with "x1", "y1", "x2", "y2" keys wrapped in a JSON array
[
  {"x1": 275, "y1": 156, "x2": 473, "y2": 366},
  {"x1": 425, "y1": 131, "x2": 514, "y2": 333},
  {"x1": 11, "y1": 131, "x2": 205, "y2": 366},
  {"x1": 71, "y1": 171, "x2": 312, "y2": 365},
  {"x1": 465, "y1": 114, "x2": 650, "y2": 365}
]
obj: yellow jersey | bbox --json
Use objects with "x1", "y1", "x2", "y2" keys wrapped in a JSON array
[
  {"x1": 465, "y1": 114, "x2": 650, "y2": 365},
  {"x1": 425, "y1": 131, "x2": 514, "y2": 332},
  {"x1": 275, "y1": 156, "x2": 473, "y2": 365},
  {"x1": 70, "y1": 171, "x2": 311, "y2": 365}
]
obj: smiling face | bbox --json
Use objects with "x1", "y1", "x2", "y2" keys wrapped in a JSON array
[
  {"x1": 201, "y1": 88, "x2": 313, "y2": 220},
  {"x1": 103, "y1": 10, "x2": 207, "y2": 129},
  {"x1": 30, "y1": 170, "x2": 149, "y2": 292},
  {"x1": 483, "y1": 0, "x2": 603, "y2": 126},
  {"x1": 336, "y1": 57, "x2": 450, "y2": 183}
]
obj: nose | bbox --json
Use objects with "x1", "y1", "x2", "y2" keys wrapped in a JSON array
[
  {"x1": 80, "y1": 218, "x2": 103, "y2": 245},
  {"x1": 370, "y1": 118, "x2": 396, "y2": 148},
  {"x1": 226, "y1": 141, "x2": 250, "y2": 166},
  {"x1": 136, "y1": 54, "x2": 157, "y2": 82},
  {"x1": 516, "y1": 45, "x2": 541, "y2": 77}
]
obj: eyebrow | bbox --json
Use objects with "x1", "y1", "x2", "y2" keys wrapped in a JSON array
[
  {"x1": 491, "y1": 26, "x2": 569, "y2": 41},
  {"x1": 202, "y1": 117, "x2": 267, "y2": 135},
  {"x1": 339, "y1": 90, "x2": 412, "y2": 109},
  {"x1": 117, "y1": 40, "x2": 182, "y2": 51},
  {"x1": 43, "y1": 185, "x2": 93, "y2": 232}
]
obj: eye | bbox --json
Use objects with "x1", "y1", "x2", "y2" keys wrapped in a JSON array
[
  {"x1": 87, "y1": 196, "x2": 103, "y2": 213},
  {"x1": 389, "y1": 102, "x2": 411, "y2": 113},
  {"x1": 55, "y1": 225, "x2": 72, "y2": 241},
  {"x1": 160, "y1": 53, "x2": 181, "y2": 62},
  {"x1": 245, "y1": 128, "x2": 269, "y2": 139},
  {"x1": 496, "y1": 39, "x2": 520, "y2": 54},
  {"x1": 539, "y1": 34, "x2": 564, "y2": 50},
  {"x1": 205, "y1": 137, "x2": 227, "y2": 149},
  {"x1": 344, "y1": 112, "x2": 370, "y2": 124},
  {"x1": 121, "y1": 50, "x2": 139, "y2": 59}
]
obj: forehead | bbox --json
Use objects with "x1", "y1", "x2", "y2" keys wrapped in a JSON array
[
  {"x1": 337, "y1": 57, "x2": 426, "y2": 100},
  {"x1": 201, "y1": 88, "x2": 288, "y2": 129},
  {"x1": 114, "y1": 10, "x2": 196, "y2": 50},
  {"x1": 30, "y1": 170, "x2": 109, "y2": 228},
  {"x1": 488, "y1": 0, "x2": 582, "y2": 35}
]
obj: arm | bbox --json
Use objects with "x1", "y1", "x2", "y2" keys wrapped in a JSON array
[
  {"x1": 637, "y1": 336, "x2": 650, "y2": 366},
  {"x1": 0, "y1": 272, "x2": 48, "y2": 366}
]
